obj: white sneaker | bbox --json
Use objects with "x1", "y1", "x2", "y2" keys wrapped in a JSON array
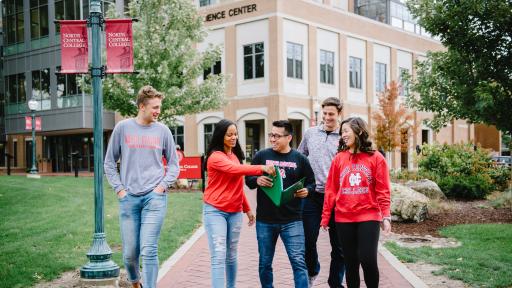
[{"x1": 308, "y1": 275, "x2": 318, "y2": 287}]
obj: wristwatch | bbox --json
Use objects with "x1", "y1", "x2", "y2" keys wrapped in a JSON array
[{"x1": 382, "y1": 217, "x2": 391, "y2": 223}]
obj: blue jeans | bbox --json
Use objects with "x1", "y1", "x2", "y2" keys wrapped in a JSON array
[
  {"x1": 303, "y1": 192, "x2": 345, "y2": 287},
  {"x1": 256, "y1": 220, "x2": 309, "y2": 288},
  {"x1": 203, "y1": 203, "x2": 243, "y2": 288},
  {"x1": 119, "y1": 191, "x2": 168, "y2": 288}
]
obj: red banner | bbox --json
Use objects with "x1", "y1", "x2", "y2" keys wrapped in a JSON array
[
  {"x1": 178, "y1": 157, "x2": 202, "y2": 179},
  {"x1": 60, "y1": 20, "x2": 88, "y2": 74},
  {"x1": 105, "y1": 19, "x2": 134, "y2": 73},
  {"x1": 25, "y1": 116, "x2": 42, "y2": 131}
]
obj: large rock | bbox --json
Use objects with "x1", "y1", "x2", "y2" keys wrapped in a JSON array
[
  {"x1": 405, "y1": 179, "x2": 446, "y2": 200},
  {"x1": 391, "y1": 183, "x2": 429, "y2": 222}
]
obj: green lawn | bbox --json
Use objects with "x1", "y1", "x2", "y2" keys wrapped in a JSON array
[
  {"x1": 0, "y1": 176, "x2": 203, "y2": 288},
  {"x1": 385, "y1": 224, "x2": 512, "y2": 288}
]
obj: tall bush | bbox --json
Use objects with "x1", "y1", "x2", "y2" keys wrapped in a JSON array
[{"x1": 418, "y1": 143, "x2": 510, "y2": 199}]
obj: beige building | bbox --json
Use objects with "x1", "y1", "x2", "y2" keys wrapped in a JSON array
[
  {"x1": 0, "y1": 0, "x2": 502, "y2": 174},
  {"x1": 174, "y1": 0, "x2": 500, "y2": 169}
]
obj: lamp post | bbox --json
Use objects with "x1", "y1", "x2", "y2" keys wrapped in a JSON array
[
  {"x1": 313, "y1": 101, "x2": 321, "y2": 125},
  {"x1": 27, "y1": 99, "x2": 39, "y2": 176},
  {"x1": 80, "y1": 0, "x2": 119, "y2": 281}
]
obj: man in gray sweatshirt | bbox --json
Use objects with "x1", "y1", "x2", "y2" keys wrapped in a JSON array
[
  {"x1": 104, "y1": 85, "x2": 179, "y2": 288},
  {"x1": 298, "y1": 97, "x2": 345, "y2": 288}
]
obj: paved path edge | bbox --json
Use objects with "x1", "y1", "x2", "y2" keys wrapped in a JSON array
[
  {"x1": 378, "y1": 244, "x2": 429, "y2": 288},
  {"x1": 157, "y1": 225, "x2": 205, "y2": 282}
]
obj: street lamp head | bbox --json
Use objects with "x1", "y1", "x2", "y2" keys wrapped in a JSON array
[
  {"x1": 28, "y1": 99, "x2": 39, "y2": 111},
  {"x1": 313, "y1": 101, "x2": 321, "y2": 113}
]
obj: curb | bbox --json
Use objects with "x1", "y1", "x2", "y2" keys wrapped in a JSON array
[
  {"x1": 157, "y1": 225, "x2": 205, "y2": 282},
  {"x1": 378, "y1": 244, "x2": 429, "y2": 288}
]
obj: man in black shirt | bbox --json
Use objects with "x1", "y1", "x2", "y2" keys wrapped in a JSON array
[{"x1": 246, "y1": 120, "x2": 315, "y2": 288}]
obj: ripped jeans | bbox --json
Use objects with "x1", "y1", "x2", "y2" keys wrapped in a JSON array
[{"x1": 203, "y1": 203, "x2": 243, "y2": 288}]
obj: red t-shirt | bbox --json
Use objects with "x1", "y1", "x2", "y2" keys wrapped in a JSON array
[
  {"x1": 321, "y1": 150, "x2": 391, "y2": 225},
  {"x1": 204, "y1": 151, "x2": 263, "y2": 213}
]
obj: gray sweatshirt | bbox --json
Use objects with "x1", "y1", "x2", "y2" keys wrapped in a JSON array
[
  {"x1": 297, "y1": 124, "x2": 340, "y2": 193},
  {"x1": 104, "y1": 118, "x2": 180, "y2": 195}
]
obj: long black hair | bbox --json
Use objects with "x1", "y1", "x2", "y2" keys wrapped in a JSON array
[
  {"x1": 204, "y1": 119, "x2": 245, "y2": 168},
  {"x1": 337, "y1": 117, "x2": 374, "y2": 154}
]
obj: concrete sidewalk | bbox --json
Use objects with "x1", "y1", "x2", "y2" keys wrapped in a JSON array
[{"x1": 158, "y1": 189, "x2": 416, "y2": 287}]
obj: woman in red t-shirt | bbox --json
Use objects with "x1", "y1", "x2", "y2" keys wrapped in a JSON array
[
  {"x1": 203, "y1": 119, "x2": 275, "y2": 288},
  {"x1": 321, "y1": 117, "x2": 391, "y2": 288}
]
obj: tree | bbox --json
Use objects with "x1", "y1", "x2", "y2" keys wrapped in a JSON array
[
  {"x1": 405, "y1": 0, "x2": 512, "y2": 143},
  {"x1": 372, "y1": 81, "x2": 414, "y2": 155},
  {"x1": 102, "y1": 0, "x2": 226, "y2": 123}
]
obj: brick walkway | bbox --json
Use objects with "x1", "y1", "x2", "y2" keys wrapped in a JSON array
[{"x1": 158, "y1": 189, "x2": 413, "y2": 287}]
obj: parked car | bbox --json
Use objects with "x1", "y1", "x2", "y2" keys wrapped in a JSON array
[{"x1": 492, "y1": 156, "x2": 512, "y2": 167}]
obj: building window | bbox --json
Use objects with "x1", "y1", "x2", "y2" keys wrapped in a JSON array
[
  {"x1": 57, "y1": 66, "x2": 82, "y2": 108},
  {"x1": 170, "y1": 125, "x2": 184, "y2": 150},
  {"x1": 204, "y1": 60, "x2": 221, "y2": 80},
  {"x1": 30, "y1": 0, "x2": 49, "y2": 40},
  {"x1": 332, "y1": 0, "x2": 347, "y2": 9},
  {"x1": 375, "y1": 62, "x2": 387, "y2": 93},
  {"x1": 243, "y1": 42, "x2": 264, "y2": 80},
  {"x1": 421, "y1": 129, "x2": 430, "y2": 144},
  {"x1": 3, "y1": 0, "x2": 25, "y2": 45},
  {"x1": 13, "y1": 140, "x2": 18, "y2": 167},
  {"x1": 320, "y1": 50, "x2": 334, "y2": 85},
  {"x1": 398, "y1": 67, "x2": 409, "y2": 97},
  {"x1": 199, "y1": 0, "x2": 213, "y2": 7},
  {"x1": 204, "y1": 123, "x2": 215, "y2": 153},
  {"x1": 349, "y1": 56, "x2": 362, "y2": 89},
  {"x1": 286, "y1": 42, "x2": 303, "y2": 79},
  {"x1": 355, "y1": 0, "x2": 388, "y2": 23},
  {"x1": 55, "y1": 0, "x2": 81, "y2": 32},
  {"x1": 31, "y1": 69, "x2": 51, "y2": 110},
  {"x1": 5, "y1": 73, "x2": 27, "y2": 114}
]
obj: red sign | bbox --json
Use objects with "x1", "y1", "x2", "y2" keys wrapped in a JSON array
[
  {"x1": 105, "y1": 19, "x2": 134, "y2": 73},
  {"x1": 178, "y1": 157, "x2": 202, "y2": 179},
  {"x1": 25, "y1": 116, "x2": 42, "y2": 131},
  {"x1": 60, "y1": 20, "x2": 88, "y2": 73}
]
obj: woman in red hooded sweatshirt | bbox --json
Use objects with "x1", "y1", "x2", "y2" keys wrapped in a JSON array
[{"x1": 321, "y1": 117, "x2": 391, "y2": 288}]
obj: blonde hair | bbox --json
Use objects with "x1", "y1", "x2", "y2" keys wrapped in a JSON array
[{"x1": 136, "y1": 85, "x2": 164, "y2": 107}]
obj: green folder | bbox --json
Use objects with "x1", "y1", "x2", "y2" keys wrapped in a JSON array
[{"x1": 260, "y1": 165, "x2": 306, "y2": 207}]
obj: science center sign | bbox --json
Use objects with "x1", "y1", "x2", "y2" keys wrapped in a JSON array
[{"x1": 205, "y1": 4, "x2": 258, "y2": 22}]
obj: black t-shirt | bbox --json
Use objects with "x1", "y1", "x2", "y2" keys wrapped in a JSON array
[{"x1": 246, "y1": 148, "x2": 315, "y2": 224}]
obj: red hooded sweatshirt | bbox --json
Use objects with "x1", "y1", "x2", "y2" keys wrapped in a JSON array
[{"x1": 321, "y1": 150, "x2": 391, "y2": 225}]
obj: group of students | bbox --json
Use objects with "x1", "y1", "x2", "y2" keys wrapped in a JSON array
[{"x1": 104, "y1": 85, "x2": 391, "y2": 288}]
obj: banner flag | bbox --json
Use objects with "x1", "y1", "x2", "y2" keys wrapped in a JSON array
[
  {"x1": 60, "y1": 20, "x2": 88, "y2": 74},
  {"x1": 105, "y1": 19, "x2": 134, "y2": 73}
]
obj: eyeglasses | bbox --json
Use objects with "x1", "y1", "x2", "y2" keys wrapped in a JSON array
[{"x1": 268, "y1": 133, "x2": 289, "y2": 139}]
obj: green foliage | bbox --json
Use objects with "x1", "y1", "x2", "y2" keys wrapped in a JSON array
[
  {"x1": 437, "y1": 174, "x2": 494, "y2": 199},
  {"x1": 0, "y1": 176, "x2": 203, "y2": 287},
  {"x1": 488, "y1": 165, "x2": 512, "y2": 191},
  {"x1": 385, "y1": 224, "x2": 512, "y2": 288},
  {"x1": 390, "y1": 169, "x2": 420, "y2": 182},
  {"x1": 101, "y1": 0, "x2": 227, "y2": 123},
  {"x1": 405, "y1": 0, "x2": 512, "y2": 138},
  {"x1": 418, "y1": 143, "x2": 509, "y2": 198}
]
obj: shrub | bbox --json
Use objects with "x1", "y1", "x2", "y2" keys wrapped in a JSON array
[
  {"x1": 487, "y1": 165, "x2": 511, "y2": 191},
  {"x1": 417, "y1": 143, "x2": 501, "y2": 199},
  {"x1": 390, "y1": 169, "x2": 420, "y2": 182},
  {"x1": 438, "y1": 174, "x2": 494, "y2": 199}
]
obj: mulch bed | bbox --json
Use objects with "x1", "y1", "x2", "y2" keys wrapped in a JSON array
[{"x1": 393, "y1": 200, "x2": 512, "y2": 237}]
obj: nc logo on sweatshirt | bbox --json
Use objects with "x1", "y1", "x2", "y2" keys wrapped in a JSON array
[{"x1": 349, "y1": 172, "x2": 362, "y2": 186}]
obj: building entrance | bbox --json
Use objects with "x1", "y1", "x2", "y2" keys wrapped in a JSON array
[{"x1": 245, "y1": 120, "x2": 264, "y2": 163}]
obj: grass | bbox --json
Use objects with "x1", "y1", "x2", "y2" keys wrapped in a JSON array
[
  {"x1": 0, "y1": 176, "x2": 203, "y2": 288},
  {"x1": 385, "y1": 224, "x2": 512, "y2": 288}
]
